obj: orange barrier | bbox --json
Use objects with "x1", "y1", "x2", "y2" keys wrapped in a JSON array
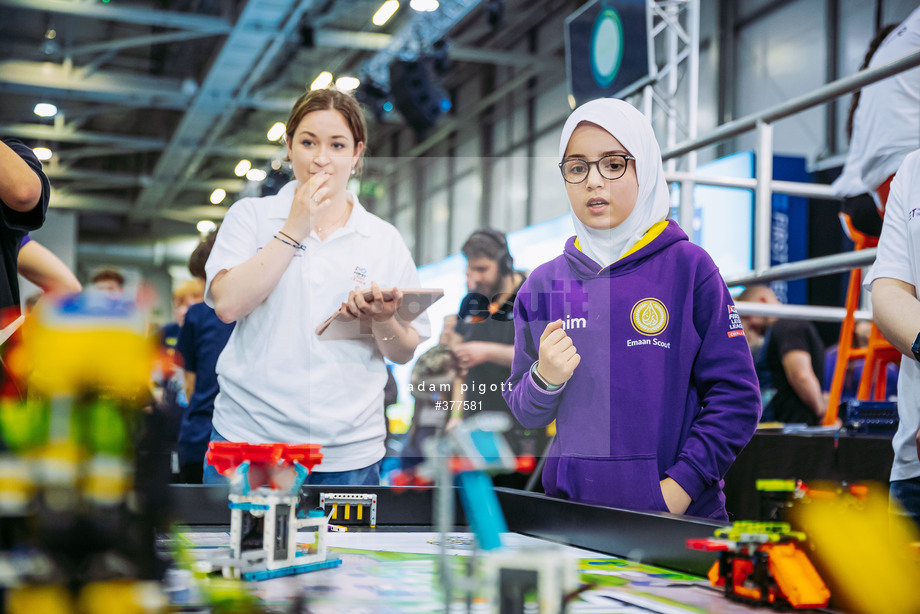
[{"x1": 825, "y1": 212, "x2": 898, "y2": 425}]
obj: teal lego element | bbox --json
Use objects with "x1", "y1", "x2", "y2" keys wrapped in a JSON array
[
  {"x1": 290, "y1": 460, "x2": 310, "y2": 494},
  {"x1": 469, "y1": 430, "x2": 502, "y2": 464},
  {"x1": 228, "y1": 502, "x2": 270, "y2": 511},
  {"x1": 456, "y1": 470, "x2": 507, "y2": 550},
  {"x1": 307, "y1": 509, "x2": 326, "y2": 518},
  {"x1": 241, "y1": 557, "x2": 343, "y2": 581},
  {"x1": 234, "y1": 460, "x2": 252, "y2": 496}
]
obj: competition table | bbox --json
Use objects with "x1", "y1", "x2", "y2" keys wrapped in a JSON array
[
  {"x1": 166, "y1": 484, "x2": 837, "y2": 613},
  {"x1": 722, "y1": 430, "x2": 895, "y2": 520}
]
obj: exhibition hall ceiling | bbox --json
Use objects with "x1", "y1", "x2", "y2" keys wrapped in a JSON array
[{"x1": 0, "y1": 0, "x2": 562, "y2": 244}]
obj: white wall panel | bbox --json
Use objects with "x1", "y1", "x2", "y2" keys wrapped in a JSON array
[
  {"x1": 489, "y1": 148, "x2": 528, "y2": 233},
  {"x1": 425, "y1": 146, "x2": 450, "y2": 191},
  {"x1": 21, "y1": 208, "x2": 78, "y2": 306},
  {"x1": 450, "y1": 174, "x2": 482, "y2": 250},
  {"x1": 511, "y1": 98, "x2": 529, "y2": 145},
  {"x1": 883, "y1": 0, "x2": 920, "y2": 24},
  {"x1": 455, "y1": 135, "x2": 479, "y2": 176},
  {"x1": 835, "y1": 0, "x2": 877, "y2": 154},
  {"x1": 734, "y1": 0, "x2": 827, "y2": 159},
  {"x1": 423, "y1": 188, "x2": 449, "y2": 262},
  {"x1": 534, "y1": 78, "x2": 570, "y2": 133},
  {"x1": 532, "y1": 132, "x2": 567, "y2": 223}
]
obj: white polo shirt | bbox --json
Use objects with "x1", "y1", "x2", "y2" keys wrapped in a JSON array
[
  {"x1": 205, "y1": 181, "x2": 429, "y2": 472},
  {"x1": 865, "y1": 150, "x2": 920, "y2": 483},
  {"x1": 853, "y1": 6, "x2": 920, "y2": 192}
]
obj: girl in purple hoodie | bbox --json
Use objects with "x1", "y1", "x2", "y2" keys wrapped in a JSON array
[{"x1": 503, "y1": 98, "x2": 761, "y2": 520}]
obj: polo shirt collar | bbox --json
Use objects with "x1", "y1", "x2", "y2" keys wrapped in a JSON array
[
  {"x1": 346, "y1": 195, "x2": 373, "y2": 237},
  {"x1": 266, "y1": 181, "x2": 372, "y2": 237}
]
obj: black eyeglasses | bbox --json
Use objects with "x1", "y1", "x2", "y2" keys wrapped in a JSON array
[{"x1": 559, "y1": 154, "x2": 636, "y2": 184}]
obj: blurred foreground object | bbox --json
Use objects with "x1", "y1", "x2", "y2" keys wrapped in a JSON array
[
  {"x1": 793, "y1": 483, "x2": 920, "y2": 613},
  {"x1": 0, "y1": 294, "x2": 167, "y2": 613}
]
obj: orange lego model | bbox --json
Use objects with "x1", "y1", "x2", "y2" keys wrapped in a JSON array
[{"x1": 687, "y1": 522, "x2": 830, "y2": 609}]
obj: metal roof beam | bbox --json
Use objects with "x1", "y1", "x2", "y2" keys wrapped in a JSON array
[
  {"x1": 45, "y1": 167, "x2": 246, "y2": 193},
  {"x1": 362, "y1": 0, "x2": 484, "y2": 84},
  {"x1": 317, "y1": 28, "x2": 547, "y2": 68},
  {"x1": 56, "y1": 144, "x2": 165, "y2": 162},
  {"x1": 0, "y1": 60, "x2": 293, "y2": 111},
  {"x1": 49, "y1": 190, "x2": 131, "y2": 212},
  {"x1": 315, "y1": 29, "x2": 390, "y2": 50},
  {"x1": 0, "y1": 122, "x2": 167, "y2": 149},
  {"x1": 0, "y1": 0, "x2": 232, "y2": 32},
  {"x1": 204, "y1": 143, "x2": 283, "y2": 158},
  {"x1": 68, "y1": 29, "x2": 229, "y2": 57},
  {"x1": 136, "y1": 0, "x2": 316, "y2": 213},
  {"x1": 0, "y1": 60, "x2": 190, "y2": 109}
]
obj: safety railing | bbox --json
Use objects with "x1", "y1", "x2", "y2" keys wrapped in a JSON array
[{"x1": 660, "y1": 48, "x2": 920, "y2": 290}]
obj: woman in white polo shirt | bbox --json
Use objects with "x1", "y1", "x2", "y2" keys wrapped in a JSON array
[{"x1": 202, "y1": 87, "x2": 428, "y2": 485}]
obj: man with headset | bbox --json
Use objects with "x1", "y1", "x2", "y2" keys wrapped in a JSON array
[{"x1": 442, "y1": 229, "x2": 547, "y2": 486}]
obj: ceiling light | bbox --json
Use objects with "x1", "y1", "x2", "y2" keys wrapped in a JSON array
[
  {"x1": 234, "y1": 160, "x2": 251, "y2": 176},
  {"x1": 209, "y1": 188, "x2": 226, "y2": 205},
  {"x1": 310, "y1": 71, "x2": 333, "y2": 91},
  {"x1": 33, "y1": 103, "x2": 57, "y2": 117},
  {"x1": 373, "y1": 0, "x2": 400, "y2": 26},
  {"x1": 267, "y1": 122, "x2": 286, "y2": 142},
  {"x1": 246, "y1": 169, "x2": 267, "y2": 182},
  {"x1": 197, "y1": 220, "x2": 217, "y2": 234},
  {"x1": 32, "y1": 147, "x2": 52, "y2": 161},
  {"x1": 409, "y1": 0, "x2": 438, "y2": 11},
  {"x1": 336, "y1": 76, "x2": 360, "y2": 91}
]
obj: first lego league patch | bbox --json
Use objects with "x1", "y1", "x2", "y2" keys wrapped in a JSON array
[{"x1": 727, "y1": 304, "x2": 745, "y2": 338}]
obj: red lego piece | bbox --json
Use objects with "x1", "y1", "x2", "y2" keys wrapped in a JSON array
[
  {"x1": 515, "y1": 454, "x2": 536, "y2": 473},
  {"x1": 686, "y1": 538, "x2": 730, "y2": 552},
  {"x1": 206, "y1": 442, "x2": 323, "y2": 476}
]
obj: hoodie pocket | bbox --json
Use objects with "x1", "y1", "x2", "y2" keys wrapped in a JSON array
[{"x1": 556, "y1": 454, "x2": 668, "y2": 512}]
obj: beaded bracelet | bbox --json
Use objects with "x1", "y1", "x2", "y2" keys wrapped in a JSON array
[{"x1": 274, "y1": 234, "x2": 306, "y2": 251}]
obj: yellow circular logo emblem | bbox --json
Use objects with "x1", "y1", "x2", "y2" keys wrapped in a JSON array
[{"x1": 630, "y1": 298, "x2": 668, "y2": 336}]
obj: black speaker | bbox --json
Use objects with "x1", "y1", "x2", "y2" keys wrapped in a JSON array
[
  {"x1": 388, "y1": 57, "x2": 450, "y2": 137},
  {"x1": 354, "y1": 80, "x2": 390, "y2": 124}
]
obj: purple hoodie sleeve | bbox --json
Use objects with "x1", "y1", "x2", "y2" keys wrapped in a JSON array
[
  {"x1": 502, "y1": 278, "x2": 564, "y2": 428},
  {"x1": 664, "y1": 270, "x2": 762, "y2": 501}
]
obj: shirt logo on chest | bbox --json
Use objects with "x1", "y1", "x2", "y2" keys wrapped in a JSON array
[
  {"x1": 352, "y1": 266, "x2": 368, "y2": 284},
  {"x1": 630, "y1": 298, "x2": 669, "y2": 336}
]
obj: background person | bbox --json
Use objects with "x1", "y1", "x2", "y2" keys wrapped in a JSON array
[
  {"x1": 174, "y1": 232, "x2": 234, "y2": 484},
  {"x1": 17, "y1": 234, "x2": 82, "y2": 299},
  {"x1": 0, "y1": 138, "x2": 49, "y2": 313},
  {"x1": 160, "y1": 279, "x2": 205, "y2": 354},
  {"x1": 737, "y1": 284, "x2": 827, "y2": 424},
  {"x1": 90, "y1": 268, "x2": 125, "y2": 296},
  {"x1": 441, "y1": 229, "x2": 547, "y2": 487},
  {"x1": 849, "y1": 6, "x2": 920, "y2": 208},
  {"x1": 865, "y1": 149, "x2": 920, "y2": 531},
  {"x1": 203, "y1": 87, "x2": 428, "y2": 486},
  {"x1": 831, "y1": 23, "x2": 898, "y2": 237}
]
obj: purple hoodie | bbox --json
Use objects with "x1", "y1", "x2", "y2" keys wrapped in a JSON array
[{"x1": 503, "y1": 221, "x2": 761, "y2": 520}]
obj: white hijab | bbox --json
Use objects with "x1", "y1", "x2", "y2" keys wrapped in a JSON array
[{"x1": 558, "y1": 98, "x2": 671, "y2": 267}]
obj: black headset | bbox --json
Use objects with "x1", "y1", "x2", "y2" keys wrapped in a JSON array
[{"x1": 467, "y1": 228, "x2": 514, "y2": 276}]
